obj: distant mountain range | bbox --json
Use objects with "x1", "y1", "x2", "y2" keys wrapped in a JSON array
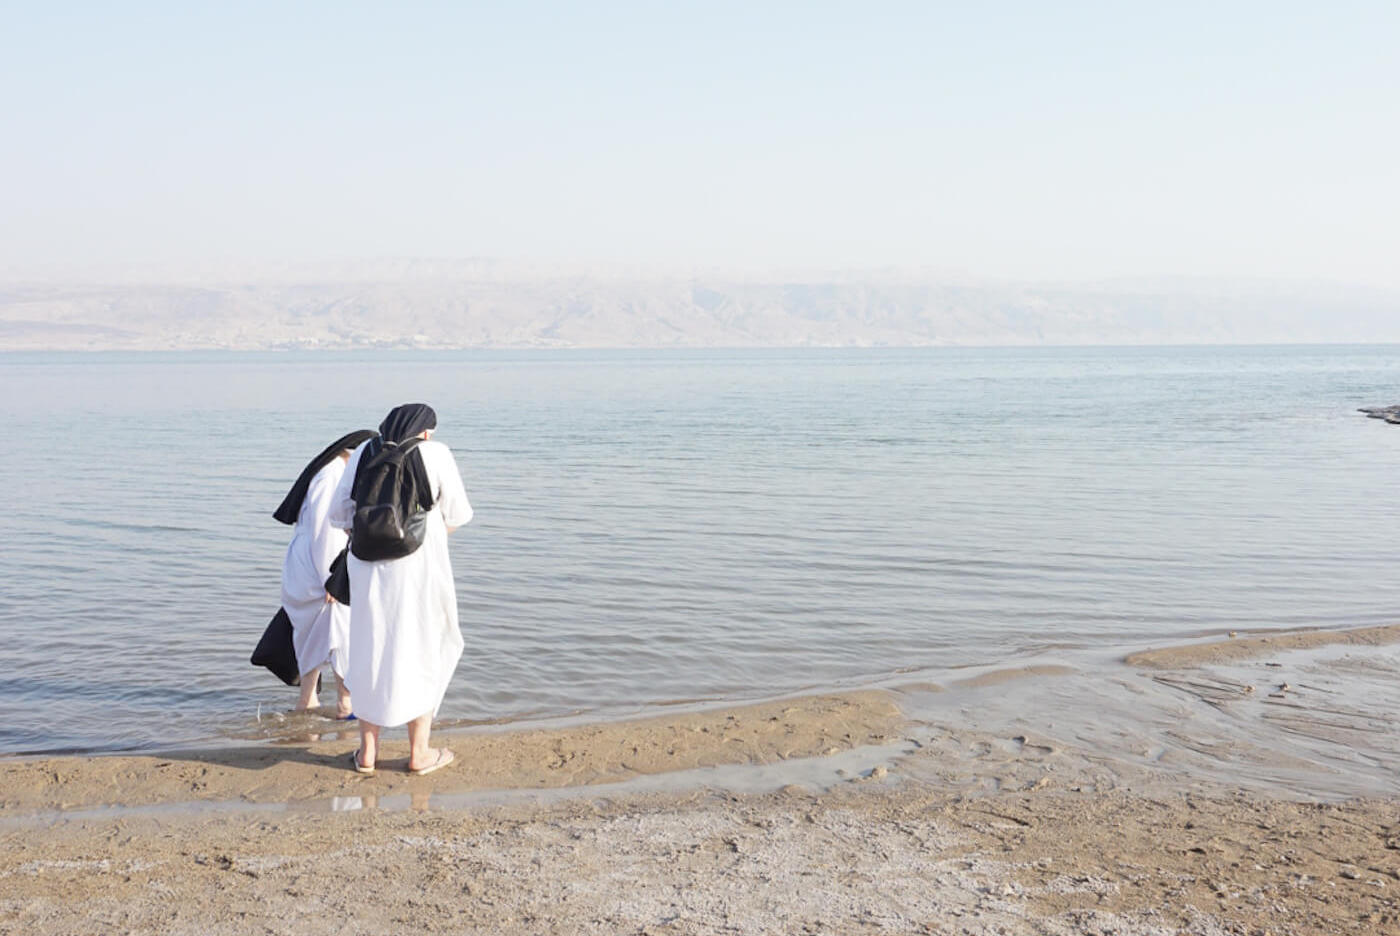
[{"x1": 2, "y1": 265, "x2": 1396, "y2": 350}]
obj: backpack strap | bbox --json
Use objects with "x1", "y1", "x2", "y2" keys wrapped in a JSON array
[
  {"x1": 350, "y1": 435, "x2": 382, "y2": 498},
  {"x1": 350, "y1": 434, "x2": 434, "y2": 510},
  {"x1": 398, "y1": 437, "x2": 434, "y2": 510}
]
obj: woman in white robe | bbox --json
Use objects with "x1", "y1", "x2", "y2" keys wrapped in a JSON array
[
  {"x1": 329, "y1": 404, "x2": 472, "y2": 775},
  {"x1": 274, "y1": 430, "x2": 375, "y2": 715}
]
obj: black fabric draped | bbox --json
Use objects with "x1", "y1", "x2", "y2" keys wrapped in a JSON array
[
  {"x1": 273, "y1": 429, "x2": 377, "y2": 525},
  {"x1": 354, "y1": 403, "x2": 437, "y2": 511},
  {"x1": 250, "y1": 608, "x2": 302, "y2": 686},
  {"x1": 379, "y1": 403, "x2": 437, "y2": 444},
  {"x1": 324, "y1": 547, "x2": 351, "y2": 604}
]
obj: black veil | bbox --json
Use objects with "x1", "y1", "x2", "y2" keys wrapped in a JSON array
[
  {"x1": 273, "y1": 429, "x2": 377, "y2": 525},
  {"x1": 353, "y1": 404, "x2": 437, "y2": 510}
]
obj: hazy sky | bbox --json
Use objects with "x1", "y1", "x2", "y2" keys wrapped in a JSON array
[{"x1": 2, "y1": 1, "x2": 1397, "y2": 285}]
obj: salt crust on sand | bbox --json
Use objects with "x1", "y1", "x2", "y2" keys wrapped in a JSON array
[{"x1": 2, "y1": 777, "x2": 1397, "y2": 934}]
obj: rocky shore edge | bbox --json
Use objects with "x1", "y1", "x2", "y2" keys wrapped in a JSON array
[{"x1": 1359, "y1": 404, "x2": 1400, "y2": 424}]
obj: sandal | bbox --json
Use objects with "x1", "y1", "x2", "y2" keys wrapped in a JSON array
[
  {"x1": 408, "y1": 748, "x2": 455, "y2": 776},
  {"x1": 348, "y1": 750, "x2": 375, "y2": 775}
]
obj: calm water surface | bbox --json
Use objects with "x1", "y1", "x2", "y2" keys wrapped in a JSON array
[{"x1": 3, "y1": 346, "x2": 1399, "y2": 755}]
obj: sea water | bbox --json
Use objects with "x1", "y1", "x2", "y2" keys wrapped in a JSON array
[{"x1": 3, "y1": 345, "x2": 1399, "y2": 755}]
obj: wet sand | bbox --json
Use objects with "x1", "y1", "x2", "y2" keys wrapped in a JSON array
[
  {"x1": 0, "y1": 692, "x2": 902, "y2": 815},
  {"x1": 6, "y1": 626, "x2": 1400, "y2": 934},
  {"x1": 1123, "y1": 623, "x2": 1400, "y2": 670}
]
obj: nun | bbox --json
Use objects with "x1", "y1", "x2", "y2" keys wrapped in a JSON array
[
  {"x1": 329, "y1": 404, "x2": 472, "y2": 775},
  {"x1": 274, "y1": 429, "x2": 375, "y2": 715}
]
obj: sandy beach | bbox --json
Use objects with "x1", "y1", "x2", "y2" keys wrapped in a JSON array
[{"x1": 5, "y1": 626, "x2": 1400, "y2": 935}]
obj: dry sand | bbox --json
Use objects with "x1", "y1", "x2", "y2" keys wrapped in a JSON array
[{"x1": 5, "y1": 627, "x2": 1400, "y2": 935}]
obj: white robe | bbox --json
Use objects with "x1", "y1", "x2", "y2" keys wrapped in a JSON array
[
  {"x1": 329, "y1": 439, "x2": 472, "y2": 727},
  {"x1": 280, "y1": 459, "x2": 352, "y2": 679}
]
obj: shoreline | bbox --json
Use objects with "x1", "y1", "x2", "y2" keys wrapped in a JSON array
[
  {"x1": 5, "y1": 624, "x2": 1400, "y2": 933},
  {"x1": 0, "y1": 692, "x2": 903, "y2": 816},
  {"x1": 6, "y1": 622, "x2": 1400, "y2": 815},
  {"x1": 13, "y1": 619, "x2": 1400, "y2": 759}
]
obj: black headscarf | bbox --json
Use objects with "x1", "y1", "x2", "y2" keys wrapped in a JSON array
[
  {"x1": 379, "y1": 403, "x2": 437, "y2": 444},
  {"x1": 273, "y1": 429, "x2": 377, "y2": 525},
  {"x1": 354, "y1": 403, "x2": 437, "y2": 510}
]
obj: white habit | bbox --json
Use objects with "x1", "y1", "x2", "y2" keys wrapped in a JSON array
[
  {"x1": 280, "y1": 459, "x2": 352, "y2": 678},
  {"x1": 329, "y1": 439, "x2": 472, "y2": 727}
]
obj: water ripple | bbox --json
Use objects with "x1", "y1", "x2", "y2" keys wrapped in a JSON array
[{"x1": 3, "y1": 346, "x2": 1400, "y2": 754}]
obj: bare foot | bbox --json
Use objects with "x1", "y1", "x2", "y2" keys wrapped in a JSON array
[
  {"x1": 296, "y1": 671, "x2": 323, "y2": 711},
  {"x1": 332, "y1": 672, "x2": 353, "y2": 720}
]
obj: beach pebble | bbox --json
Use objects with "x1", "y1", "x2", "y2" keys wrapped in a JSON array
[
  {"x1": 1340, "y1": 866, "x2": 1361, "y2": 880},
  {"x1": 869, "y1": 765, "x2": 888, "y2": 780}
]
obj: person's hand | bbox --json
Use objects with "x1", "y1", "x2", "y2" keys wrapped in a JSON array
[{"x1": 325, "y1": 592, "x2": 336, "y2": 604}]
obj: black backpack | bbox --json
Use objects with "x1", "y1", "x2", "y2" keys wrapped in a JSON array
[{"x1": 349, "y1": 437, "x2": 435, "y2": 561}]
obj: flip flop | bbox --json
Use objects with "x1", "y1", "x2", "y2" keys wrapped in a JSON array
[
  {"x1": 348, "y1": 750, "x2": 375, "y2": 775},
  {"x1": 408, "y1": 748, "x2": 455, "y2": 776},
  {"x1": 335, "y1": 712, "x2": 358, "y2": 722}
]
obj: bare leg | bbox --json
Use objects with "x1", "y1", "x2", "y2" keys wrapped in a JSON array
[
  {"x1": 333, "y1": 671, "x2": 352, "y2": 719},
  {"x1": 295, "y1": 668, "x2": 320, "y2": 711},
  {"x1": 358, "y1": 720, "x2": 381, "y2": 770},
  {"x1": 406, "y1": 710, "x2": 438, "y2": 771}
]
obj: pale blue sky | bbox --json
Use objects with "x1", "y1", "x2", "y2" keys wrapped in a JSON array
[{"x1": 2, "y1": 1, "x2": 1397, "y2": 284}]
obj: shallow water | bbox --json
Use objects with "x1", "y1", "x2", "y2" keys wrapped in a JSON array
[{"x1": 3, "y1": 345, "x2": 1400, "y2": 755}]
